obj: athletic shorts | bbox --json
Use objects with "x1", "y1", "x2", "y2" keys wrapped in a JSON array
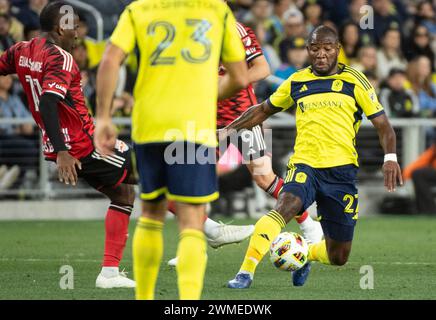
[
  {"x1": 219, "y1": 125, "x2": 266, "y2": 162},
  {"x1": 281, "y1": 163, "x2": 359, "y2": 242},
  {"x1": 78, "y1": 140, "x2": 132, "y2": 190},
  {"x1": 134, "y1": 142, "x2": 218, "y2": 204}
]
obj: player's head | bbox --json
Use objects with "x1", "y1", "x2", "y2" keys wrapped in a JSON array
[
  {"x1": 306, "y1": 25, "x2": 340, "y2": 76},
  {"x1": 40, "y1": 1, "x2": 78, "y2": 52}
]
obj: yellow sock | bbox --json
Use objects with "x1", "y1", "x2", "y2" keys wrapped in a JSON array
[
  {"x1": 308, "y1": 240, "x2": 331, "y2": 265},
  {"x1": 176, "y1": 229, "x2": 207, "y2": 300},
  {"x1": 132, "y1": 216, "x2": 164, "y2": 300},
  {"x1": 240, "y1": 210, "x2": 286, "y2": 274}
]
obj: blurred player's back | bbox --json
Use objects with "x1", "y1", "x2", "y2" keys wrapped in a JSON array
[{"x1": 110, "y1": 0, "x2": 244, "y2": 146}]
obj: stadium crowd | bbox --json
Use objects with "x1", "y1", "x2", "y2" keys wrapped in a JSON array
[{"x1": 0, "y1": 0, "x2": 435, "y2": 212}]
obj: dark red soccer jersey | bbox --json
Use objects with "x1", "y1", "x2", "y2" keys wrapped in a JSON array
[
  {"x1": 0, "y1": 37, "x2": 94, "y2": 160},
  {"x1": 217, "y1": 22, "x2": 263, "y2": 128}
]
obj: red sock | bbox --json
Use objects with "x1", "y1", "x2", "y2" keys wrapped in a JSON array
[
  {"x1": 295, "y1": 210, "x2": 309, "y2": 224},
  {"x1": 266, "y1": 176, "x2": 309, "y2": 224},
  {"x1": 167, "y1": 200, "x2": 208, "y2": 222},
  {"x1": 103, "y1": 204, "x2": 131, "y2": 267},
  {"x1": 266, "y1": 176, "x2": 284, "y2": 199},
  {"x1": 168, "y1": 200, "x2": 176, "y2": 215}
]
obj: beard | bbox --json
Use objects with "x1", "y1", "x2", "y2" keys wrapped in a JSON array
[{"x1": 313, "y1": 56, "x2": 338, "y2": 76}]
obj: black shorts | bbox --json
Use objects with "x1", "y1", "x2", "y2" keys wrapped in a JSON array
[
  {"x1": 219, "y1": 125, "x2": 267, "y2": 162},
  {"x1": 282, "y1": 163, "x2": 359, "y2": 242},
  {"x1": 78, "y1": 140, "x2": 132, "y2": 190}
]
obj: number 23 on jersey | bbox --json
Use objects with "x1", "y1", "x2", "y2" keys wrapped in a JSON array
[{"x1": 147, "y1": 19, "x2": 212, "y2": 65}]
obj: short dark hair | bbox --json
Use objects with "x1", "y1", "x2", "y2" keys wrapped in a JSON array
[
  {"x1": 39, "y1": 1, "x2": 73, "y2": 32},
  {"x1": 308, "y1": 25, "x2": 339, "y2": 43},
  {"x1": 24, "y1": 24, "x2": 40, "y2": 39}
]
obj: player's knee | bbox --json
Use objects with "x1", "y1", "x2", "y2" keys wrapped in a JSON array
[
  {"x1": 141, "y1": 197, "x2": 167, "y2": 219},
  {"x1": 119, "y1": 184, "x2": 135, "y2": 206},
  {"x1": 275, "y1": 192, "x2": 303, "y2": 223},
  {"x1": 328, "y1": 249, "x2": 349, "y2": 266}
]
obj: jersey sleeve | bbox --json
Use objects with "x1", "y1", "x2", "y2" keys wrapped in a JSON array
[
  {"x1": 221, "y1": 9, "x2": 246, "y2": 63},
  {"x1": 0, "y1": 43, "x2": 18, "y2": 75},
  {"x1": 267, "y1": 77, "x2": 295, "y2": 111},
  {"x1": 354, "y1": 75, "x2": 385, "y2": 119},
  {"x1": 239, "y1": 24, "x2": 263, "y2": 63},
  {"x1": 41, "y1": 47, "x2": 74, "y2": 99},
  {"x1": 110, "y1": 7, "x2": 136, "y2": 55}
]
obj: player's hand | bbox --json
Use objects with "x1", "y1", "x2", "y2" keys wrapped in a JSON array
[
  {"x1": 94, "y1": 120, "x2": 117, "y2": 156},
  {"x1": 57, "y1": 151, "x2": 82, "y2": 186},
  {"x1": 382, "y1": 161, "x2": 403, "y2": 192}
]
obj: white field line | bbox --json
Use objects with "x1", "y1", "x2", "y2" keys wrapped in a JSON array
[{"x1": 0, "y1": 258, "x2": 435, "y2": 266}]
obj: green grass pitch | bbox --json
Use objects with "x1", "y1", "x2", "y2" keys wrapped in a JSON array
[{"x1": 0, "y1": 216, "x2": 435, "y2": 300}]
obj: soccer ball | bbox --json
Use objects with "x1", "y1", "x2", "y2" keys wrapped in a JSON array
[{"x1": 269, "y1": 232, "x2": 309, "y2": 272}]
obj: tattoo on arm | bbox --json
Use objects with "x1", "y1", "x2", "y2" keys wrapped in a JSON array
[{"x1": 225, "y1": 101, "x2": 280, "y2": 131}]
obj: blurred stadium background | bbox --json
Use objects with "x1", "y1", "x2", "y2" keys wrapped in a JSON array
[
  {"x1": 1, "y1": 0, "x2": 435, "y2": 219},
  {"x1": 0, "y1": 0, "x2": 436, "y2": 301}
]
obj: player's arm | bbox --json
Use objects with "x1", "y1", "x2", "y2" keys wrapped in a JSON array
[
  {"x1": 39, "y1": 93, "x2": 81, "y2": 186},
  {"x1": 219, "y1": 76, "x2": 293, "y2": 140},
  {"x1": 95, "y1": 43, "x2": 126, "y2": 154},
  {"x1": 218, "y1": 99, "x2": 283, "y2": 142},
  {"x1": 371, "y1": 114, "x2": 403, "y2": 192},
  {"x1": 218, "y1": 60, "x2": 248, "y2": 100},
  {"x1": 218, "y1": 11, "x2": 248, "y2": 100},
  {"x1": 41, "y1": 47, "x2": 83, "y2": 186},
  {"x1": 247, "y1": 55, "x2": 270, "y2": 84},
  {"x1": 225, "y1": 100, "x2": 280, "y2": 132},
  {"x1": 95, "y1": 7, "x2": 133, "y2": 155},
  {"x1": 355, "y1": 77, "x2": 403, "y2": 192},
  {"x1": 245, "y1": 25, "x2": 270, "y2": 83}
]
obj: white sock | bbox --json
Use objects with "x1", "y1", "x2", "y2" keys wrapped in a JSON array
[
  {"x1": 101, "y1": 266, "x2": 119, "y2": 278},
  {"x1": 203, "y1": 217, "x2": 221, "y2": 238},
  {"x1": 298, "y1": 215, "x2": 315, "y2": 231}
]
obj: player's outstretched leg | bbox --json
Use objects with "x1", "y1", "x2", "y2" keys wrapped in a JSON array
[
  {"x1": 247, "y1": 157, "x2": 323, "y2": 244},
  {"x1": 96, "y1": 183, "x2": 136, "y2": 289},
  {"x1": 227, "y1": 192, "x2": 302, "y2": 289},
  {"x1": 167, "y1": 201, "x2": 254, "y2": 267},
  {"x1": 293, "y1": 236, "x2": 352, "y2": 286}
]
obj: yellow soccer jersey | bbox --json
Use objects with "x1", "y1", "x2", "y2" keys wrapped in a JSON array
[
  {"x1": 110, "y1": 0, "x2": 245, "y2": 146},
  {"x1": 268, "y1": 63, "x2": 384, "y2": 168}
]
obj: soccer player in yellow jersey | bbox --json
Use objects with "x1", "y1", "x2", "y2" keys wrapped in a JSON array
[
  {"x1": 221, "y1": 25, "x2": 403, "y2": 289},
  {"x1": 93, "y1": 0, "x2": 248, "y2": 300}
]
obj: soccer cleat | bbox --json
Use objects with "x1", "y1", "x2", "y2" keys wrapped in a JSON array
[
  {"x1": 0, "y1": 165, "x2": 20, "y2": 190},
  {"x1": 95, "y1": 270, "x2": 136, "y2": 289},
  {"x1": 167, "y1": 257, "x2": 178, "y2": 267},
  {"x1": 0, "y1": 165, "x2": 7, "y2": 180},
  {"x1": 227, "y1": 273, "x2": 253, "y2": 289},
  {"x1": 292, "y1": 262, "x2": 311, "y2": 286},
  {"x1": 207, "y1": 223, "x2": 255, "y2": 249},
  {"x1": 168, "y1": 254, "x2": 208, "y2": 267},
  {"x1": 300, "y1": 220, "x2": 323, "y2": 244}
]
